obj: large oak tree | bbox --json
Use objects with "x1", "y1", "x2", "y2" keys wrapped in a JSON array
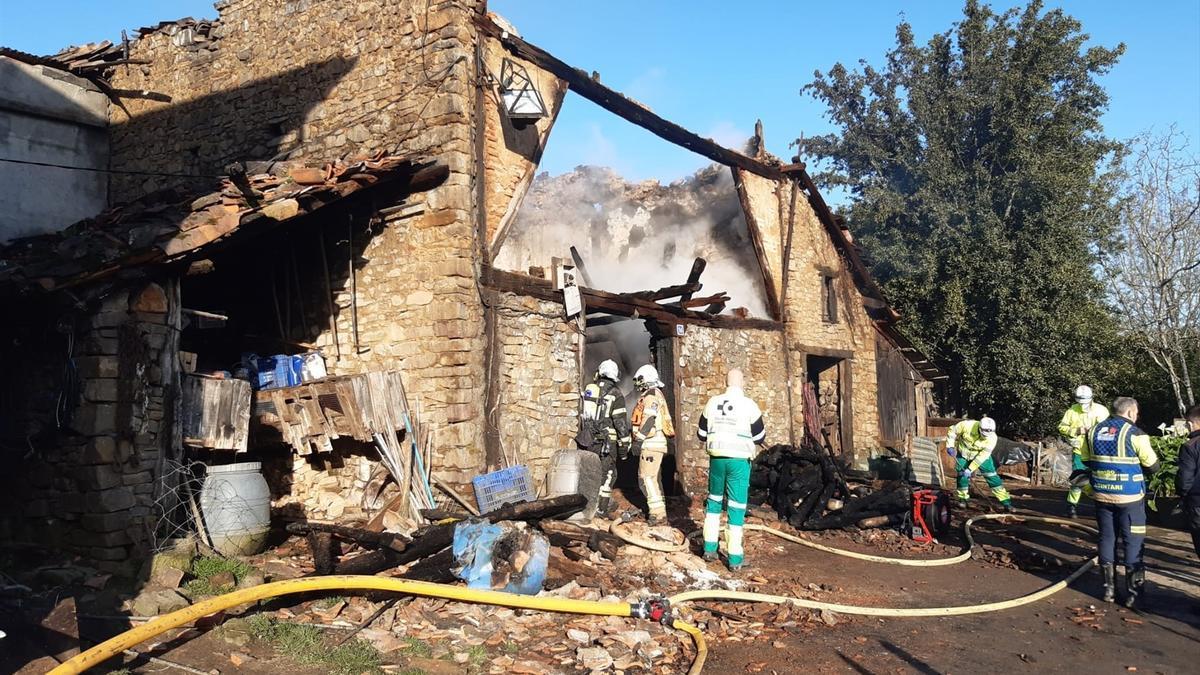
[{"x1": 798, "y1": 0, "x2": 1127, "y2": 434}]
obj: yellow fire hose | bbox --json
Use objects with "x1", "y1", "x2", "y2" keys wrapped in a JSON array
[
  {"x1": 52, "y1": 514, "x2": 1097, "y2": 674},
  {"x1": 669, "y1": 514, "x2": 1100, "y2": 616},
  {"x1": 49, "y1": 576, "x2": 706, "y2": 675}
]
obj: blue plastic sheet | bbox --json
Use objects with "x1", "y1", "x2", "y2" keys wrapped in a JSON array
[{"x1": 451, "y1": 520, "x2": 549, "y2": 595}]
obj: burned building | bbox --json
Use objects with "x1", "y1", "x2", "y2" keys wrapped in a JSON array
[{"x1": 0, "y1": 0, "x2": 939, "y2": 571}]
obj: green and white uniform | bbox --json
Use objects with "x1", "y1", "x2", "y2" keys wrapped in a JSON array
[
  {"x1": 947, "y1": 419, "x2": 1012, "y2": 507},
  {"x1": 1058, "y1": 402, "x2": 1108, "y2": 506},
  {"x1": 698, "y1": 387, "x2": 765, "y2": 567}
]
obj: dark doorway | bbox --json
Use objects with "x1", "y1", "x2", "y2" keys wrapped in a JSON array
[
  {"x1": 806, "y1": 353, "x2": 854, "y2": 461},
  {"x1": 584, "y1": 317, "x2": 681, "y2": 504}
]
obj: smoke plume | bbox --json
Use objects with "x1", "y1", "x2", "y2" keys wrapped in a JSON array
[{"x1": 496, "y1": 163, "x2": 770, "y2": 317}]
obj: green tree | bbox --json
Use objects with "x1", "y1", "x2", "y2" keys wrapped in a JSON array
[{"x1": 797, "y1": 0, "x2": 1127, "y2": 435}]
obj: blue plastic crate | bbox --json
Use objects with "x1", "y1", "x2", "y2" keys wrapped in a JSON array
[{"x1": 472, "y1": 465, "x2": 535, "y2": 513}]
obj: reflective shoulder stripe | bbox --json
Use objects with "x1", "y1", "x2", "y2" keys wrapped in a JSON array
[{"x1": 1117, "y1": 424, "x2": 1132, "y2": 459}]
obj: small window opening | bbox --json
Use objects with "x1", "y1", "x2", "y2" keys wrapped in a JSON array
[{"x1": 822, "y1": 273, "x2": 838, "y2": 323}]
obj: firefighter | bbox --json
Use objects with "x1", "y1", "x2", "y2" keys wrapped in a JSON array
[
  {"x1": 1080, "y1": 396, "x2": 1159, "y2": 607},
  {"x1": 1059, "y1": 384, "x2": 1109, "y2": 518},
  {"x1": 578, "y1": 359, "x2": 632, "y2": 517},
  {"x1": 698, "y1": 368, "x2": 765, "y2": 571},
  {"x1": 946, "y1": 416, "x2": 1014, "y2": 512},
  {"x1": 631, "y1": 364, "x2": 674, "y2": 524}
]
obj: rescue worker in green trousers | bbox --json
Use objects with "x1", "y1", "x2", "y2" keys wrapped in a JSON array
[
  {"x1": 578, "y1": 359, "x2": 632, "y2": 517},
  {"x1": 698, "y1": 368, "x2": 765, "y2": 571},
  {"x1": 1059, "y1": 384, "x2": 1109, "y2": 518},
  {"x1": 631, "y1": 364, "x2": 675, "y2": 525},
  {"x1": 946, "y1": 416, "x2": 1014, "y2": 512},
  {"x1": 1080, "y1": 396, "x2": 1160, "y2": 607}
]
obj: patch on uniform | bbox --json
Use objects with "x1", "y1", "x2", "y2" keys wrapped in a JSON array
[{"x1": 1097, "y1": 426, "x2": 1117, "y2": 440}]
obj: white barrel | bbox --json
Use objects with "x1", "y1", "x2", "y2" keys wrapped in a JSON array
[
  {"x1": 199, "y1": 462, "x2": 271, "y2": 556},
  {"x1": 545, "y1": 449, "x2": 583, "y2": 498}
]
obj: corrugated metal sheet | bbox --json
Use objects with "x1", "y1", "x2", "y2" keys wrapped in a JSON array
[{"x1": 908, "y1": 436, "x2": 945, "y2": 487}]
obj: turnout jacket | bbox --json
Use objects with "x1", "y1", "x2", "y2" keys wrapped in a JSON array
[
  {"x1": 698, "y1": 387, "x2": 765, "y2": 459},
  {"x1": 1057, "y1": 402, "x2": 1109, "y2": 453},
  {"x1": 580, "y1": 377, "x2": 631, "y2": 455},
  {"x1": 1082, "y1": 416, "x2": 1160, "y2": 504},
  {"x1": 632, "y1": 388, "x2": 674, "y2": 451}
]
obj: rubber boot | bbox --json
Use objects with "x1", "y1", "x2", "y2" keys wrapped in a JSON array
[
  {"x1": 647, "y1": 514, "x2": 664, "y2": 526},
  {"x1": 1123, "y1": 566, "x2": 1144, "y2": 609},
  {"x1": 596, "y1": 496, "x2": 612, "y2": 518},
  {"x1": 1002, "y1": 502, "x2": 1015, "y2": 514},
  {"x1": 1067, "y1": 505, "x2": 1078, "y2": 520},
  {"x1": 1101, "y1": 563, "x2": 1116, "y2": 603},
  {"x1": 702, "y1": 550, "x2": 718, "y2": 562}
]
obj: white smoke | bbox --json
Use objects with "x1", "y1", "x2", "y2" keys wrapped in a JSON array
[{"x1": 495, "y1": 164, "x2": 770, "y2": 317}]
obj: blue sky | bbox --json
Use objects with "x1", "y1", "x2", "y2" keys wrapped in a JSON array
[{"x1": 3, "y1": 1, "x2": 1197, "y2": 189}]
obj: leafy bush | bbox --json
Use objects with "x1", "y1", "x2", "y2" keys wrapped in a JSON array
[{"x1": 1147, "y1": 435, "x2": 1183, "y2": 511}]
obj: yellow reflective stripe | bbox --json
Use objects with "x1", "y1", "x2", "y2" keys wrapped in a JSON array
[
  {"x1": 1117, "y1": 424, "x2": 1131, "y2": 459},
  {"x1": 1129, "y1": 525, "x2": 1147, "y2": 534}
]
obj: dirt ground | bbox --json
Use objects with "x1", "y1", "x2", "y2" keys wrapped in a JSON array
[{"x1": 8, "y1": 485, "x2": 1199, "y2": 674}]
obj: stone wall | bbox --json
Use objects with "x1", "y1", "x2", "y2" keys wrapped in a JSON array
[
  {"x1": 673, "y1": 326, "x2": 789, "y2": 492},
  {"x1": 782, "y1": 195, "x2": 882, "y2": 465},
  {"x1": 493, "y1": 293, "x2": 581, "y2": 487},
  {"x1": 103, "y1": 0, "x2": 489, "y2": 489},
  {"x1": 0, "y1": 283, "x2": 179, "y2": 573}
]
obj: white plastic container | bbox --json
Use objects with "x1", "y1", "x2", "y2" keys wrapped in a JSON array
[
  {"x1": 545, "y1": 448, "x2": 583, "y2": 498},
  {"x1": 199, "y1": 462, "x2": 271, "y2": 556}
]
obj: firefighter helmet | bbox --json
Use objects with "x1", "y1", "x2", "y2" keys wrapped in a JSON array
[{"x1": 633, "y1": 364, "x2": 664, "y2": 391}]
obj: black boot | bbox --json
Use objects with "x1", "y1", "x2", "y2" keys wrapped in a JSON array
[
  {"x1": 1067, "y1": 505, "x2": 1078, "y2": 519},
  {"x1": 1123, "y1": 566, "x2": 1144, "y2": 609},
  {"x1": 1101, "y1": 563, "x2": 1116, "y2": 603},
  {"x1": 596, "y1": 496, "x2": 612, "y2": 517}
]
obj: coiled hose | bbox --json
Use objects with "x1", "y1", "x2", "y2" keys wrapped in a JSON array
[{"x1": 53, "y1": 514, "x2": 1096, "y2": 674}]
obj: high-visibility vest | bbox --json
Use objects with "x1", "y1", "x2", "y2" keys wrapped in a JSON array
[
  {"x1": 632, "y1": 389, "x2": 674, "y2": 450},
  {"x1": 948, "y1": 420, "x2": 997, "y2": 465},
  {"x1": 699, "y1": 388, "x2": 764, "y2": 459},
  {"x1": 1083, "y1": 416, "x2": 1159, "y2": 504},
  {"x1": 1057, "y1": 403, "x2": 1109, "y2": 452}
]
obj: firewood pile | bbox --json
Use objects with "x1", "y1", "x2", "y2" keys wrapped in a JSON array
[{"x1": 751, "y1": 444, "x2": 913, "y2": 531}]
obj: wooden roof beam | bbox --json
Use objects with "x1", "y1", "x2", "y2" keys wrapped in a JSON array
[{"x1": 476, "y1": 15, "x2": 782, "y2": 181}]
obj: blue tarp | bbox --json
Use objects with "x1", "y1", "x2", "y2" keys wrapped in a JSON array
[{"x1": 451, "y1": 520, "x2": 549, "y2": 595}]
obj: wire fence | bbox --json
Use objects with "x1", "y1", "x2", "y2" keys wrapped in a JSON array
[{"x1": 149, "y1": 460, "x2": 205, "y2": 553}]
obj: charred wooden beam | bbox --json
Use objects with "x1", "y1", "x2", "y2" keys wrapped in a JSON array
[
  {"x1": 476, "y1": 16, "x2": 782, "y2": 181},
  {"x1": 287, "y1": 521, "x2": 410, "y2": 553},
  {"x1": 569, "y1": 245, "x2": 595, "y2": 288},
  {"x1": 628, "y1": 282, "x2": 701, "y2": 301},
  {"x1": 679, "y1": 293, "x2": 730, "y2": 309},
  {"x1": 703, "y1": 301, "x2": 728, "y2": 315},
  {"x1": 680, "y1": 257, "x2": 707, "y2": 302},
  {"x1": 481, "y1": 266, "x2": 783, "y2": 331}
]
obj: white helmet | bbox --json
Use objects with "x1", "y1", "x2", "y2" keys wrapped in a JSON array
[
  {"x1": 633, "y1": 364, "x2": 663, "y2": 391},
  {"x1": 597, "y1": 359, "x2": 619, "y2": 382},
  {"x1": 979, "y1": 416, "x2": 997, "y2": 436},
  {"x1": 1074, "y1": 385, "x2": 1093, "y2": 404}
]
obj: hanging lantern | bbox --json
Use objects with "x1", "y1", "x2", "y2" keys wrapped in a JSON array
[{"x1": 499, "y1": 58, "x2": 547, "y2": 121}]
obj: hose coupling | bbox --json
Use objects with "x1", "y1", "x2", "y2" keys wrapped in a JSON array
[{"x1": 631, "y1": 596, "x2": 673, "y2": 625}]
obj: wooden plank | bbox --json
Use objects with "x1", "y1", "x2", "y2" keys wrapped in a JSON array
[
  {"x1": 679, "y1": 293, "x2": 730, "y2": 309},
  {"x1": 476, "y1": 15, "x2": 783, "y2": 181}
]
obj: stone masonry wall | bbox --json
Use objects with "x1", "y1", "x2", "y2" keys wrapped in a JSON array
[
  {"x1": 494, "y1": 293, "x2": 581, "y2": 488},
  {"x1": 103, "y1": 0, "x2": 489, "y2": 494},
  {"x1": 783, "y1": 196, "x2": 881, "y2": 466},
  {"x1": 674, "y1": 326, "x2": 789, "y2": 493},
  {"x1": 2, "y1": 283, "x2": 178, "y2": 573}
]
